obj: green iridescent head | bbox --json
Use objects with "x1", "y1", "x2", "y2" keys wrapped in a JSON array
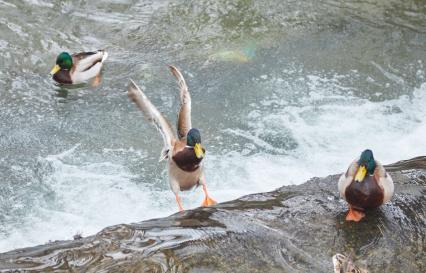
[
  {"x1": 187, "y1": 128, "x2": 204, "y2": 159},
  {"x1": 56, "y1": 52, "x2": 73, "y2": 69},
  {"x1": 358, "y1": 149, "x2": 376, "y2": 174},
  {"x1": 50, "y1": 52, "x2": 72, "y2": 74},
  {"x1": 354, "y1": 149, "x2": 376, "y2": 182},
  {"x1": 187, "y1": 128, "x2": 201, "y2": 146}
]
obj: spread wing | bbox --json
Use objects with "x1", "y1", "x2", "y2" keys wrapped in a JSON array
[
  {"x1": 128, "y1": 80, "x2": 176, "y2": 161},
  {"x1": 169, "y1": 65, "x2": 192, "y2": 140}
]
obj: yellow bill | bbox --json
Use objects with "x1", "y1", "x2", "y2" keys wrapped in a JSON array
[
  {"x1": 50, "y1": 64, "x2": 60, "y2": 75},
  {"x1": 194, "y1": 143, "x2": 205, "y2": 159},
  {"x1": 354, "y1": 165, "x2": 367, "y2": 182}
]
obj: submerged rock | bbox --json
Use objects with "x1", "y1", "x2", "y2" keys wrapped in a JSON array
[{"x1": 0, "y1": 157, "x2": 425, "y2": 273}]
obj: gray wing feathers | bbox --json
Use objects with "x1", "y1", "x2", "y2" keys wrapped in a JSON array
[
  {"x1": 71, "y1": 50, "x2": 108, "y2": 83},
  {"x1": 169, "y1": 65, "x2": 192, "y2": 140},
  {"x1": 374, "y1": 160, "x2": 387, "y2": 178},
  {"x1": 346, "y1": 159, "x2": 359, "y2": 177},
  {"x1": 72, "y1": 63, "x2": 102, "y2": 83},
  {"x1": 375, "y1": 160, "x2": 394, "y2": 203},
  {"x1": 74, "y1": 50, "x2": 107, "y2": 72},
  {"x1": 338, "y1": 159, "x2": 358, "y2": 199},
  {"x1": 128, "y1": 80, "x2": 175, "y2": 160}
]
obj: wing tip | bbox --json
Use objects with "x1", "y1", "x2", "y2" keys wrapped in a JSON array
[
  {"x1": 168, "y1": 64, "x2": 178, "y2": 76},
  {"x1": 128, "y1": 79, "x2": 139, "y2": 90},
  {"x1": 101, "y1": 51, "x2": 108, "y2": 63},
  {"x1": 129, "y1": 78, "x2": 136, "y2": 87},
  {"x1": 168, "y1": 64, "x2": 183, "y2": 77},
  {"x1": 127, "y1": 79, "x2": 141, "y2": 98},
  {"x1": 168, "y1": 64, "x2": 187, "y2": 88}
]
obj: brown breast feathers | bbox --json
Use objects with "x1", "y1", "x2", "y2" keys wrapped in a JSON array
[
  {"x1": 345, "y1": 175, "x2": 384, "y2": 210},
  {"x1": 53, "y1": 70, "x2": 72, "y2": 84},
  {"x1": 172, "y1": 147, "x2": 204, "y2": 172}
]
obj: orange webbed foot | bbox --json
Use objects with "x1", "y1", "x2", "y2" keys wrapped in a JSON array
[
  {"x1": 200, "y1": 177, "x2": 217, "y2": 207},
  {"x1": 345, "y1": 207, "x2": 365, "y2": 222},
  {"x1": 91, "y1": 74, "x2": 102, "y2": 87},
  {"x1": 201, "y1": 196, "x2": 217, "y2": 207}
]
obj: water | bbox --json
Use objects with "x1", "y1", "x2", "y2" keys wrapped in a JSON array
[{"x1": 0, "y1": 0, "x2": 425, "y2": 252}]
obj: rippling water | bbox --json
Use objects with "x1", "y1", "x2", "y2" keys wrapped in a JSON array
[{"x1": 0, "y1": 0, "x2": 425, "y2": 252}]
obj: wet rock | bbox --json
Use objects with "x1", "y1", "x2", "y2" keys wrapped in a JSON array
[
  {"x1": 73, "y1": 233, "x2": 83, "y2": 240},
  {"x1": 0, "y1": 157, "x2": 424, "y2": 273}
]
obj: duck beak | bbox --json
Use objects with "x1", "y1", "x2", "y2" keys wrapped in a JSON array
[
  {"x1": 194, "y1": 143, "x2": 205, "y2": 159},
  {"x1": 50, "y1": 64, "x2": 60, "y2": 75},
  {"x1": 354, "y1": 165, "x2": 367, "y2": 182}
]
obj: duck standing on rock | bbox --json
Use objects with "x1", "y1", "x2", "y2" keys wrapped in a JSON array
[
  {"x1": 127, "y1": 65, "x2": 217, "y2": 211},
  {"x1": 338, "y1": 149, "x2": 394, "y2": 222},
  {"x1": 50, "y1": 50, "x2": 108, "y2": 86}
]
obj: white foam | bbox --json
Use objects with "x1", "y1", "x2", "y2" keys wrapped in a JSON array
[
  {"x1": 1, "y1": 75, "x2": 425, "y2": 252},
  {"x1": 218, "y1": 78, "x2": 426, "y2": 192},
  {"x1": 0, "y1": 146, "x2": 176, "y2": 252},
  {"x1": 203, "y1": 82, "x2": 426, "y2": 201}
]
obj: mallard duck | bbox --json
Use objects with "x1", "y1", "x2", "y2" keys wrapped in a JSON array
[
  {"x1": 333, "y1": 253, "x2": 369, "y2": 273},
  {"x1": 127, "y1": 65, "x2": 217, "y2": 211},
  {"x1": 338, "y1": 149, "x2": 394, "y2": 222},
  {"x1": 50, "y1": 50, "x2": 108, "y2": 85}
]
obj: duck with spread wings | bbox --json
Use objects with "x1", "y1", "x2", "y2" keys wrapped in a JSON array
[{"x1": 127, "y1": 65, "x2": 217, "y2": 211}]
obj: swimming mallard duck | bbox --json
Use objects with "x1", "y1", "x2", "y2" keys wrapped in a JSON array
[
  {"x1": 50, "y1": 50, "x2": 108, "y2": 85},
  {"x1": 333, "y1": 253, "x2": 369, "y2": 273},
  {"x1": 338, "y1": 149, "x2": 394, "y2": 221},
  {"x1": 127, "y1": 65, "x2": 217, "y2": 211}
]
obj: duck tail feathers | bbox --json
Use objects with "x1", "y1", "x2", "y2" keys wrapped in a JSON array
[{"x1": 101, "y1": 51, "x2": 108, "y2": 63}]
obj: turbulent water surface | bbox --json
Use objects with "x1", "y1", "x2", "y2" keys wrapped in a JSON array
[
  {"x1": 0, "y1": 158, "x2": 424, "y2": 272},
  {"x1": 0, "y1": 0, "x2": 425, "y2": 252}
]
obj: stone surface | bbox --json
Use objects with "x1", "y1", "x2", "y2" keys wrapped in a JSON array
[{"x1": 0, "y1": 157, "x2": 425, "y2": 273}]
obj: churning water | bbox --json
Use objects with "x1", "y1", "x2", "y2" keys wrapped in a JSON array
[{"x1": 0, "y1": 0, "x2": 425, "y2": 252}]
